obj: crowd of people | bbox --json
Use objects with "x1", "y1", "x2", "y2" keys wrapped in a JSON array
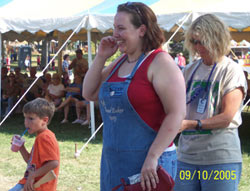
[
  {"x1": 5, "y1": 2, "x2": 249, "y2": 191},
  {"x1": 1, "y1": 49, "x2": 90, "y2": 126}
]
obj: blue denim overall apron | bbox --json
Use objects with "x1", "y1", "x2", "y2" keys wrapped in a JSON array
[{"x1": 99, "y1": 54, "x2": 159, "y2": 191}]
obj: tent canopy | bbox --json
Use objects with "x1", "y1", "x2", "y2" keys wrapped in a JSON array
[
  {"x1": 1, "y1": 0, "x2": 250, "y2": 132},
  {"x1": 0, "y1": 0, "x2": 104, "y2": 19},
  {"x1": 151, "y1": 0, "x2": 250, "y2": 14},
  {"x1": 0, "y1": 0, "x2": 250, "y2": 42}
]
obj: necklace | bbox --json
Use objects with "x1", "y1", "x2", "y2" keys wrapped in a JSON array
[{"x1": 127, "y1": 57, "x2": 139, "y2": 64}]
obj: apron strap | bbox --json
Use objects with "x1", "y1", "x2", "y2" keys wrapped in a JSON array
[
  {"x1": 126, "y1": 53, "x2": 145, "y2": 81},
  {"x1": 126, "y1": 49, "x2": 156, "y2": 82},
  {"x1": 106, "y1": 49, "x2": 156, "y2": 83},
  {"x1": 105, "y1": 55, "x2": 127, "y2": 82}
]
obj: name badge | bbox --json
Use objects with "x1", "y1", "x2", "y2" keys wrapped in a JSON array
[{"x1": 197, "y1": 98, "x2": 207, "y2": 114}]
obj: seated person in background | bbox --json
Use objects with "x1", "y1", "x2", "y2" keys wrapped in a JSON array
[
  {"x1": 14, "y1": 67, "x2": 26, "y2": 97},
  {"x1": 56, "y1": 75, "x2": 83, "y2": 124},
  {"x1": 23, "y1": 67, "x2": 44, "y2": 102},
  {"x1": 42, "y1": 73, "x2": 52, "y2": 96},
  {"x1": 45, "y1": 73, "x2": 65, "y2": 107},
  {"x1": 40, "y1": 69, "x2": 49, "y2": 83},
  {"x1": 69, "y1": 49, "x2": 88, "y2": 79},
  {"x1": 1, "y1": 73, "x2": 20, "y2": 117},
  {"x1": 61, "y1": 71, "x2": 70, "y2": 88},
  {"x1": 14, "y1": 67, "x2": 26, "y2": 85},
  {"x1": 75, "y1": 99, "x2": 90, "y2": 125}
]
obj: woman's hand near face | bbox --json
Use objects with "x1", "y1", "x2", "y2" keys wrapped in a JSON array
[
  {"x1": 97, "y1": 36, "x2": 118, "y2": 60},
  {"x1": 83, "y1": 36, "x2": 121, "y2": 101}
]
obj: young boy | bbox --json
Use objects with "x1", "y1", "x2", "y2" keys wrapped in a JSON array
[{"x1": 9, "y1": 98, "x2": 60, "y2": 191}]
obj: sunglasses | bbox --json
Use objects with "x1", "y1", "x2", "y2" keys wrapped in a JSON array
[
  {"x1": 124, "y1": 2, "x2": 143, "y2": 20},
  {"x1": 123, "y1": 1, "x2": 143, "y2": 22},
  {"x1": 190, "y1": 38, "x2": 203, "y2": 45}
]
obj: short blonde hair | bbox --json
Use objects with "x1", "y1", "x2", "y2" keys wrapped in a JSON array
[
  {"x1": 23, "y1": 98, "x2": 55, "y2": 124},
  {"x1": 184, "y1": 14, "x2": 231, "y2": 63}
]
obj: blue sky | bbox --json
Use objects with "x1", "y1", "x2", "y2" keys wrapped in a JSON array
[
  {"x1": 0, "y1": 0, "x2": 161, "y2": 16},
  {"x1": 80, "y1": 0, "x2": 160, "y2": 14},
  {"x1": 0, "y1": 0, "x2": 12, "y2": 7}
]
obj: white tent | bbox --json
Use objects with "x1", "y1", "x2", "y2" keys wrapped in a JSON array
[
  {"x1": 151, "y1": 0, "x2": 250, "y2": 13},
  {"x1": 1, "y1": 0, "x2": 250, "y2": 132},
  {"x1": 0, "y1": 0, "x2": 104, "y2": 19},
  {"x1": 1, "y1": 0, "x2": 250, "y2": 43},
  {"x1": 151, "y1": 0, "x2": 250, "y2": 42}
]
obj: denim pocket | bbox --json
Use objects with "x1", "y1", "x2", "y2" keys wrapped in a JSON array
[{"x1": 158, "y1": 150, "x2": 177, "y2": 179}]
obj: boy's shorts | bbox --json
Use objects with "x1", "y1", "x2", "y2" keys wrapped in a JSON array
[{"x1": 9, "y1": 183, "x2": 24, "y2": 191}]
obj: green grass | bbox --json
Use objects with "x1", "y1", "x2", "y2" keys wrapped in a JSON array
[
  {"x1": 0, "y1": 112, "x2": 103, "y2": 191},
  {"x1": 1, "y1": 111, "x2": 250, "y2": 190},
  {"x1": 238, "y1": 112, "x2": 250, "y2": 191}
]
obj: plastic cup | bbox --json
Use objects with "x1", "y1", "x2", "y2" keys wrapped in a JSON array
[{"x1": 11, "y1": 135, "x2": 25, "y2": 152}]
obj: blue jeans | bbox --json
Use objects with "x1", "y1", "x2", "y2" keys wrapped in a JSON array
[
  {"x1": 9, "y1": 184, "x2": 24, "y2": 191},
  {"x1": 158, "y1": 150, "x2": 177, "y2": 180},
  {"x1": 174, "y1": 161, "x2": 242, "y2": 191}
]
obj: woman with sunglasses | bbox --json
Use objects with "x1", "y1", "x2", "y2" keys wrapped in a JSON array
[
  {"x1": 83, "y1": 2, "x2": 186, "y2": 191},
  {"x1": 175, "y1": 14, "x2": 247, "y2": 191}
]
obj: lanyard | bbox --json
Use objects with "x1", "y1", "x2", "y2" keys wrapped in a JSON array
[{"x1": 186, "y1": 60, "x2": 217, "y2": 105}]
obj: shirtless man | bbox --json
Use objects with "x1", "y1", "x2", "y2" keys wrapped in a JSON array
[{"x1": 69, "y1": 49, "x2": 88, "y2": 79}]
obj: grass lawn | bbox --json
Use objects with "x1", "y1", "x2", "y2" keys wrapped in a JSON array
[
  {"x1": 0, "y1": 110, "x2": 250, "y2": 190},
  {"x1": 0, "y1": 112, "x2": 103, "y2": 191}
]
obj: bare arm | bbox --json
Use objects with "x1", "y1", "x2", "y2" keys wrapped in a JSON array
[
  {"x1": 68, "y1": 58, "x2": 76, "y2": 70},
  {"x1": 65, "y1": 86, "x2": 81, "y2": 93},
  {"x1": 64, "y1": 67, "x2": 69, "y2": 73},
  {"x1": 24, "y1": 160, "x2": 59, "y2": 191},
  {"x1": 140, "y1": 52, "x2": 186, "y2": 190},
  {"x1": 49, "y1": 92, "x2": 65, "y2": 100},
  {"x1": 180, "y1": 88, "x2": 244, "y2": 131},
  {"x1": 19, "y1": 145, "x2": 31, "y2": 163},
  {"x1": 82, "y1": 36, "x2": 120, "y2": 101}
]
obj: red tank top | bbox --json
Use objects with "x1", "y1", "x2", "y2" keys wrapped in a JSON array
[{"x1": 108, "y1": 49, "x2": 165, "y2": 132}]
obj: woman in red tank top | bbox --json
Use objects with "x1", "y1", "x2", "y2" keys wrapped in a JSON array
[{"x1": 83, "y1": 2, "x2": 186, "y2": 191}]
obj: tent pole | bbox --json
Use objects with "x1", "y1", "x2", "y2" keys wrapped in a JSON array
[
  {"x1": 87, "y1": 29, "x2": 96, "y2": 138},
  {"x1": 0, "y1": 33, "x2": 2, "y2": 119},
  {"x1": 58, "y1": 32, "x2": 63, "y2": 75}
]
